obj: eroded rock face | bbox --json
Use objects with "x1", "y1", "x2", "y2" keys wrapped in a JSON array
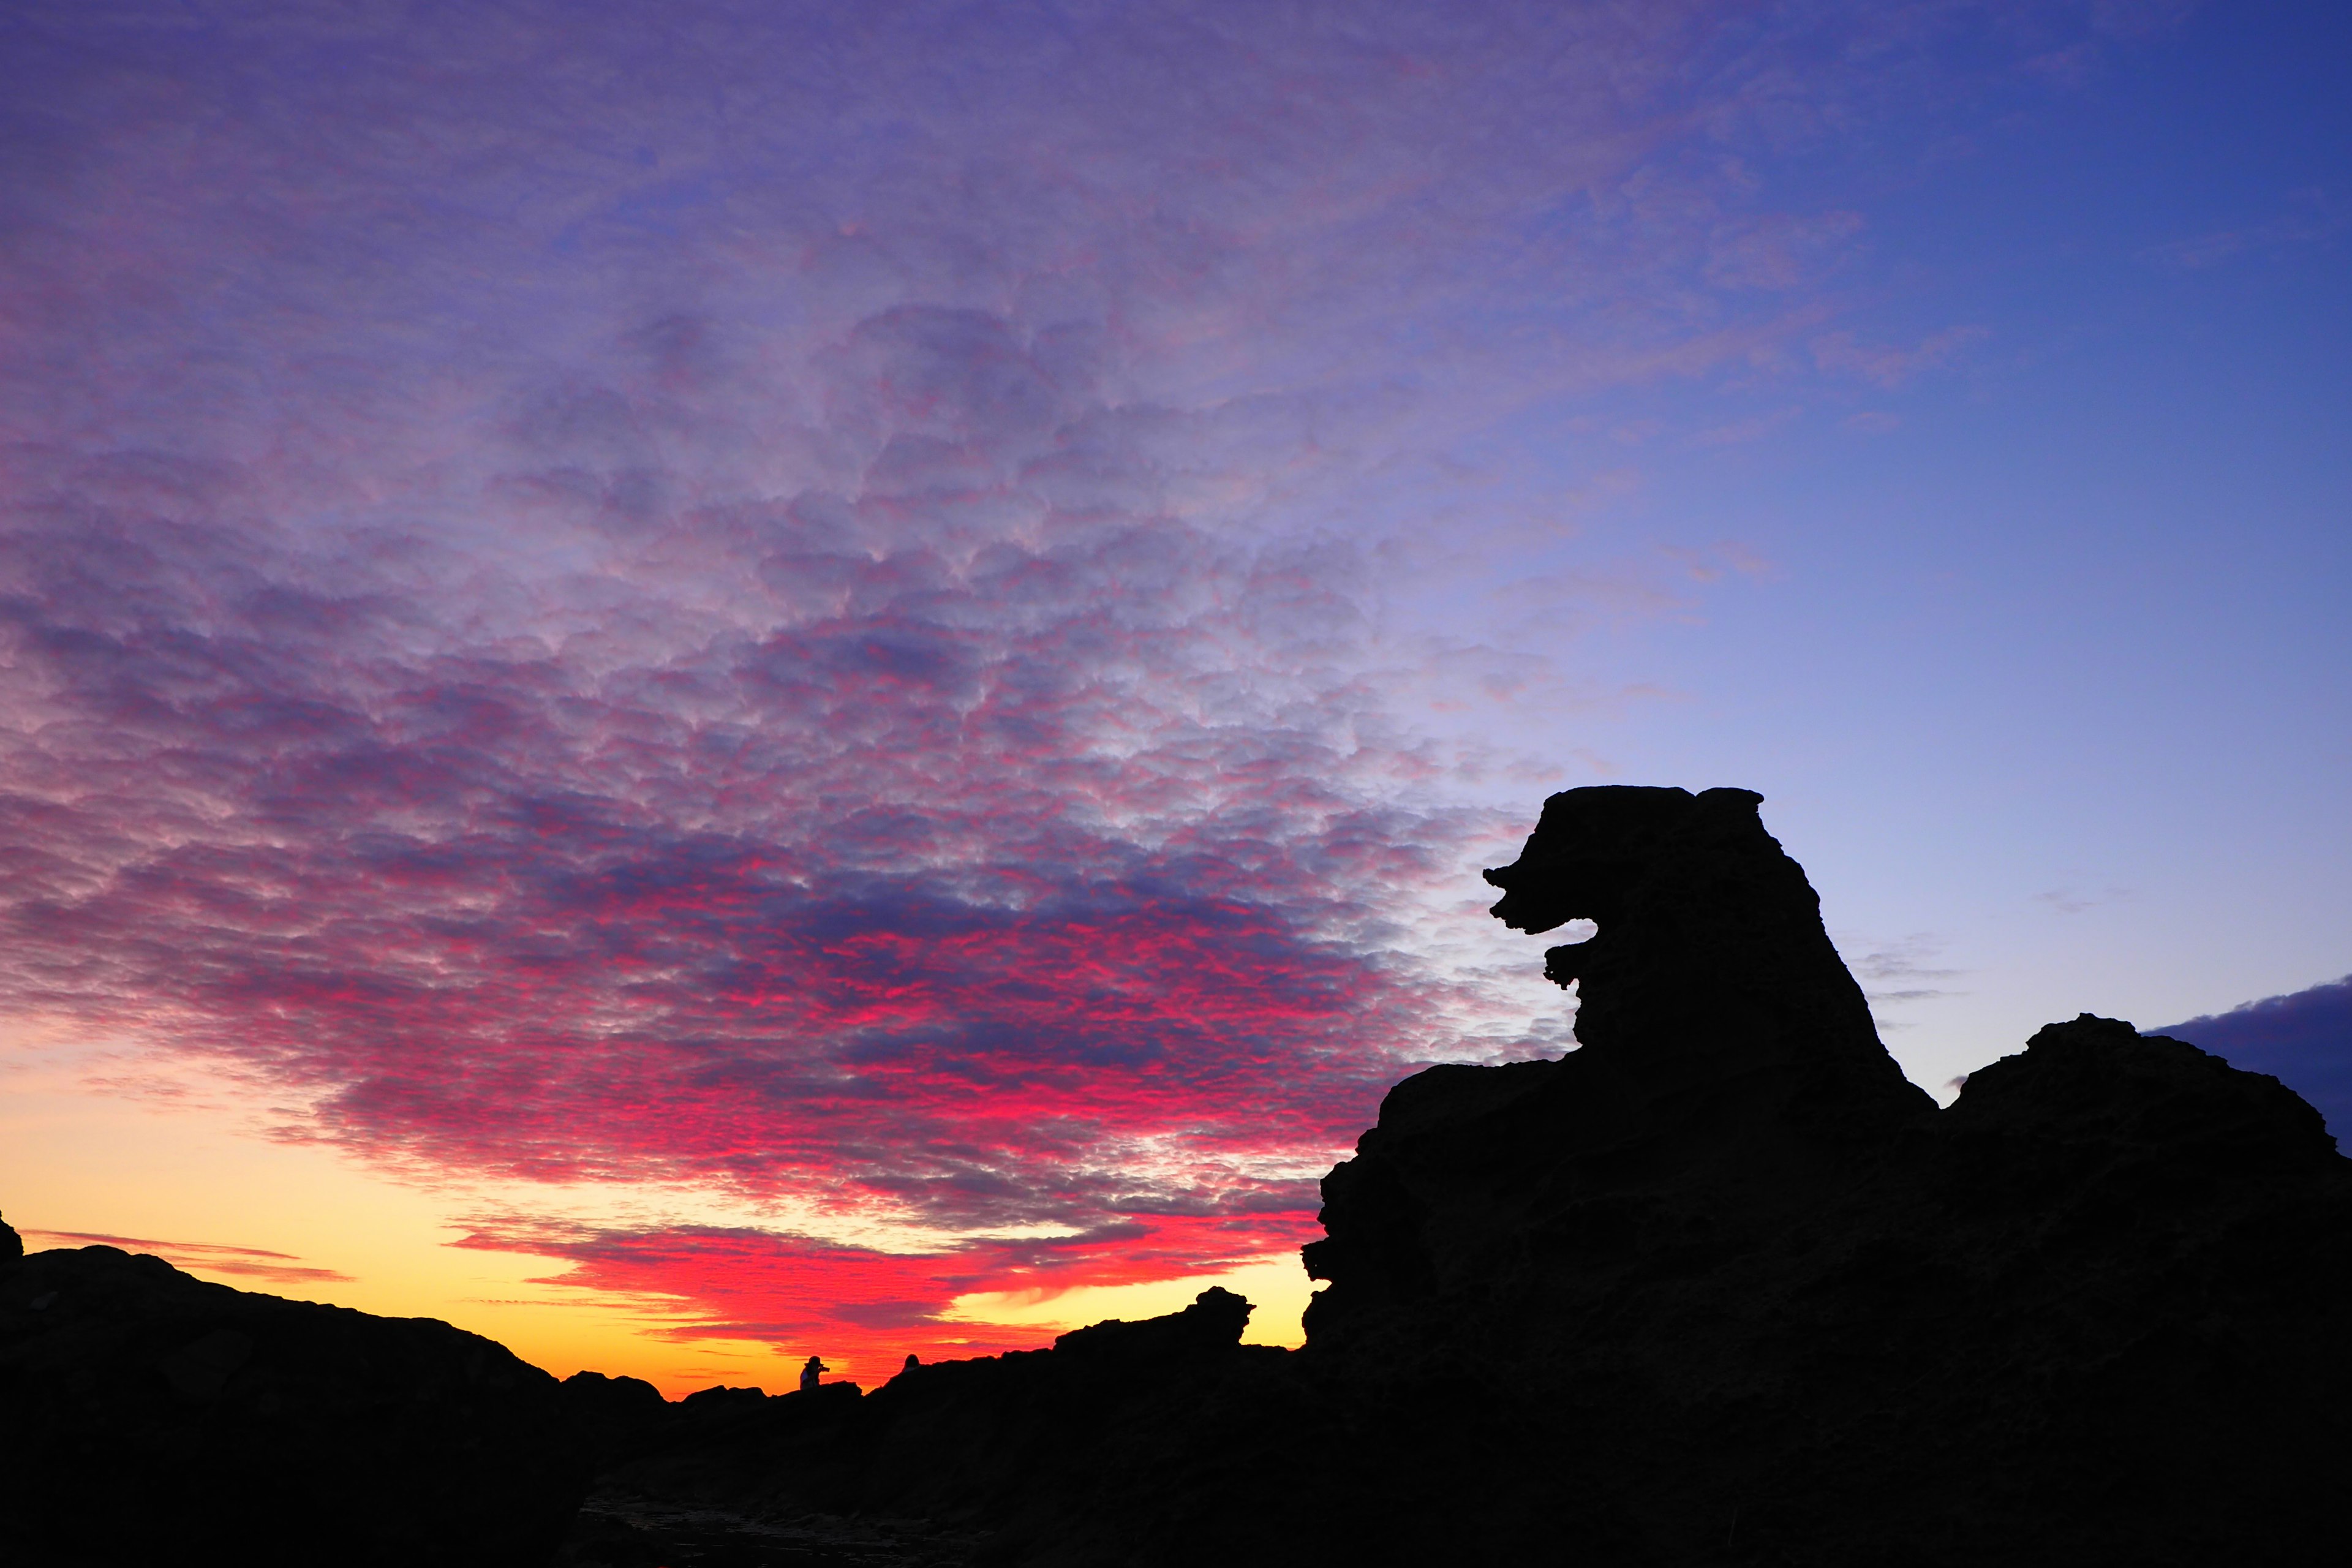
[{"x1": 0, "y1": 1244, "x2": 589, "y2": 1567}]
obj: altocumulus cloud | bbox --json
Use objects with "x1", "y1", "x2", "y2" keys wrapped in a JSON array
[
  {"x1": 0, "y1": 314, "x2": 1494, "y2": 1281},
  {"x1": 0, "y1": 1, "x2": 2157, "y2": 1371}
]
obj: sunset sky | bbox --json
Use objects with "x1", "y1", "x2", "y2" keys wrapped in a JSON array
[{"x1": 3, "y1": 1, "x2": 2345, "y2": 1395}]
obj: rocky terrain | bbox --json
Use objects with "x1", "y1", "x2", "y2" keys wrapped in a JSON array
[
  {"x1": 8, "y1": 785, "x2": 2346, "y2": 1564},
  {"x1": 0, "y1": 1223, "x2": 589, "y2": 1566}
]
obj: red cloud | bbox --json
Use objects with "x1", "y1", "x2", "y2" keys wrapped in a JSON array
[{"x1": 21, "y1": 1231, "x2": 353, "y2": 1289}]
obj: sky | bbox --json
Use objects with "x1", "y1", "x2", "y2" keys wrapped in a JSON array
[{"x1": 1, "y1": 0, "x2": 2345, "y2": 1395}]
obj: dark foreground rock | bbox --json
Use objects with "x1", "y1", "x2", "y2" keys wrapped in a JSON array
[
  {"x1": 0, "y1": 1227, "x2": 589, "y2": 1567},
  {"x1": 581, "y1": 786, "x2": 2351, "y2": 1566},
  {"x1": 556, "y1": 1289, "x2": 1286, "y2": 1566}
]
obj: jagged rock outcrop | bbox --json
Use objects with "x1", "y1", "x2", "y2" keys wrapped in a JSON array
[{"x1": 0, "y1": 1242, "x2": 590, "y2": 1566}]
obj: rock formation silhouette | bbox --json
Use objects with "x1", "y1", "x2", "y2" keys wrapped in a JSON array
[
  {"x1": 9, "y1": 786, "x2": 2348, "y2": 1565},
  {"x1": 1305, "y1": 785, "x2": 1934, "y2": 1352},
  {"x1": 1283, "y1": 788, "x2": 2351, "y2": 1564}
]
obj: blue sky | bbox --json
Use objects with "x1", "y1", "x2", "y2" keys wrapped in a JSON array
[{"x1": 1381, "y1": 0, "x2": 2352, "y2": 1096}]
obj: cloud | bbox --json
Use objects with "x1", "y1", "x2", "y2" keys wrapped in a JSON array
[
  {"x1": 0, "y1": 1, "x2": 2168, "y2": 1368},
  {"x1": 1704, "y1": 211, "x2": 1866, "y2": 292},
  {"x1": 2139, "y1": 189, "x2": 2345, "y2": 272},
  {"x1": 2087, "y1": 0, "x2": 2203, "y2": 42},
  {"x1": 2034, "y1": 884, "x2": 2134, "y2": 916},
  {"x1": 1686, "y1": 407, "x2": 1803, "y2": 448},
  {"x1": 1657, "y1": 543, "x2": 1779, "y2": 585},
  {"x1": 0, "y1": 449, "x2": 1494, "y2": 1200},
  {"x1": 1843, "y1": 933, "x2": 1964, "y2": 1031},
  {"x1": 456, "y1": 1210, "x2": 1310, "y2": 1373},
  {"x1": 21, "y1": 1230, "x2": 353, "y2": 1288},
  {"x1": 0, "y1": 341, "x2": 1535, "y2": 1378},
  {"x1": 0, "y1": 100, "x2": 1542, "y2": 1362},
  {"x1": 1811, "y1": 326, "x2": 1988, "y2": 389},
  {"x1": 2021, "y1": 1, "x2": 2201, "y2": 85},
  {"x1": 2158, "y1": 974, "x2": 2352, "y2": 1143}
]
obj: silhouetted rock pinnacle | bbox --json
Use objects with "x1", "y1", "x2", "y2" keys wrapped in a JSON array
[
  {"x1": 1306, "y1": 784, "x2": 1932, "y2": 1349},
  {"x1": 1494, "y1": 785, "x2": 1928, "y2": 1110}
]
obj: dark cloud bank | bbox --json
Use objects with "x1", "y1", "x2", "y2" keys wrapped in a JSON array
[{"x1": 2161, "y1": 974, "x2": 2352, "y2": 1141}]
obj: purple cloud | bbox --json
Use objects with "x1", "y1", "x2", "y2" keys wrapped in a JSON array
[
  {"x1": 0, "y1": 0, "x2": 2176, "y2": 1359},
  {"x1": 2158, "y1": 975, "x2": 2352, "y2": 1143},
  {"x1": 21, "y1": 1230, "x2": 352, "y2": 1288}
]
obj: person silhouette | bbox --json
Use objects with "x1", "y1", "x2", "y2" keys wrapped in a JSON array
[
  {"x1": 903, "y1": 1353, "x2": 920, "y2": 1373},
  {"x1": 799, "y1": 1355, "x2": 827, "y2": 1393}
]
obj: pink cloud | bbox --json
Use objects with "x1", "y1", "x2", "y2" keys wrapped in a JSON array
[{"x1": 21, "y1": 1230, "x2": 353, "y2": 1289}]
